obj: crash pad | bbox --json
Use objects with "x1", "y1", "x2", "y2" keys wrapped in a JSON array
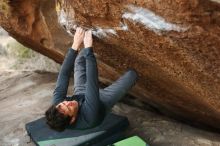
[
  {"x1": 25, "y1": 113, "x2": 129, "y2": 146},
  {"x1": 112, "y1": 136, "x2": 149, "y2": 146}
]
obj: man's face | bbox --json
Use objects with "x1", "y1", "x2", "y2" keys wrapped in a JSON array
[{"x1": 56, "y1": 101, "x2": 78, "y2": 117}]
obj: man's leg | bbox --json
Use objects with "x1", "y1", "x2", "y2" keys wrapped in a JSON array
[
  {"x1": 99, "y1": 69, "x2": 138, "y2": 113},
  {"x1": 73, "y1": 50, "x2": 87, "y2": 95}
]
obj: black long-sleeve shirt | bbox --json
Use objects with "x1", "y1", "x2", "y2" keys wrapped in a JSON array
[{"x1": 52, "y1": 47, "x2": 105, "y2": 129}]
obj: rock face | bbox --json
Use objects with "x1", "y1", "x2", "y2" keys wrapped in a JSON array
[{"x1": 0, "y1": 0, "x2": 220, "y2": 130}]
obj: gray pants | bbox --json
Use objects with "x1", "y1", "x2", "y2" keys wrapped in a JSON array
[{"x1": 73, "y1": 49, "x2": 138, "y2": 113}]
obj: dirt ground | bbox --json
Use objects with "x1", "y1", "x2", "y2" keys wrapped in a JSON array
[{"x1": 0, "y1": 70, "x2": 220, "y2": 146}]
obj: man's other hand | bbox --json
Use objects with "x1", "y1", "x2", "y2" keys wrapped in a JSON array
[
  {"x1": 84, "y1": 30, "x2": 93, "y2": 48},
  {"x1": 72, "y1": 27, "x2": 85, "y2": 51}
]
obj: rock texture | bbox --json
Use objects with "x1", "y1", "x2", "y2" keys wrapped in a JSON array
[
  {"x1": 0, "y1": 70, "x2": 220, "y2": 146},
  {"x1": 0, "y1": 0, "x2": 220, "y2": 130}
]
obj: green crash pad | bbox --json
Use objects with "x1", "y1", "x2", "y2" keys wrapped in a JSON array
[
  {"x1": 112, "y1": 136, "x2": 149, "y2": 146},
  {"x1": 25, "y1": 113, "x2": 129, "y2": 146}
]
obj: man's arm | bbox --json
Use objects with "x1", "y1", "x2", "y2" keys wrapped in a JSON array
[
  {"x1": 52, "y1": 27, "x2": 85, "y2": 105},
  {"x1": 80, "y1": 30, "x2": 103, "y2": 126},
  {"x1": 82, "y1": 47, "x2": 103, "y2": 126},
  {"x1": 52, "y1": 48, "x2": 78, "y2": 105}
]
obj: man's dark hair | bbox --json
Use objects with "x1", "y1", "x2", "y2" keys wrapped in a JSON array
[{"x1": 45, "y1": 104, "x2": 71, "y2": 132}]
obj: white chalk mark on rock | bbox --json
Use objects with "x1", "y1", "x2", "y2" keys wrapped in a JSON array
[
  {"x1": 119, "y1": 22, "x2": 129, "y2": 31},
  {"x1": 57, "y1": 6, "x2": 130, "y2": 39},
  {"x1": 210, "y1": 0, "x2": 220, "y2": 3},
  {"x1": 92, "y1": 28, "x2": 117, "y2": 38},
  {"x1": 57, "y1": 8, "x2": 118, "y2": 38},
  {"x1": 122, "y1": 4, "x2": 187, "y2": 34},
  {"x1": 57, "y1": 8, "x2": 76, "y2": 36}
]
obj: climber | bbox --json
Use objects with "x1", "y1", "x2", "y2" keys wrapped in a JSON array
[{"x1": 45, "y1": 27, "x2": 139, "y2": 132}]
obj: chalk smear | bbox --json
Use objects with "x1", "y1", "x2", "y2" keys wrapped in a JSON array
[
  {"x1": 57, "y1": 9, "x2": 117, "y2": 38},
  {"x1": 119, "y1": 22, "x2": 129, "y2": 31},
  {"x1": 92, "y1": 28, "x2": 117, "y2": 38},
  {"x1": 92, "y1": 22, "x2": 130, "y2": 38},
  {"x1": 122, "y1": 5, "x2": 187, "y2": 34},
  {"x1": 57, "y1": 8, "x2": 130, "y2": 38},
  {"x1": 210, "y1": 0, "x2": 220, "y2": 3},
  {"x1": 57, "y1": 9, "x2": 76, "y2": 36},
  {"x1": 57, "y1": 4, "x2": 187, "y2": 38}
]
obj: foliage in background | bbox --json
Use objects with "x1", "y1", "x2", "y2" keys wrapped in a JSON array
[
  {"x1": 0, "y1": 39, "x2": 60, "y2": 72},
  {"x1": 7, "y1": 41, "x2": 34, "y2": 58},
  {"x1": 0, "y1": 0, "x2": 10, "y2": 17}
]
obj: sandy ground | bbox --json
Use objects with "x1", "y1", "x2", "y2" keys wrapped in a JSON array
[{"x1": 0, "y1": 70, "x2": 220, "y2": 146}]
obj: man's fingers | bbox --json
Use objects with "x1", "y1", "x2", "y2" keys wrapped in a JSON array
[
  {"x1": 73, "y1": 24, "x2": 77, "y2": 30},
  {"x1": 75, "y1": 27, "x2": 79, "y2": 36},
  {"x1": 85, "y1": 30, "x2": 89, "y2": 36},
  {"x1": 75, "y1": 27, "x2": 85, "y2": 37},
  {"x1": 81, "y1": 29, "x2": 85, "y2": 35},
  {"x1": 78, "y1": 27, "x2": 85, "y2": 35},
  {"x1": 80, "y1": 28, "x2": 84, "y2": 33},
  {"x1": 78, "y1": 27, "x2": 82, "y2": 33},
  {"x1": 88, "y1": 30, "x2": 92, "y2": 36},
  {"x1": 76, "y1": 27, "x2": 82, "y2": 33},
  {"x1": 84, "y1": 31, "x2": 87, "y2": 36},
  {"x1": 76, "y1": 27, "x2": 80, "y2": 33},
  {"x1": 85, "y1": 30, "x2": 92, "y2": 38}
]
